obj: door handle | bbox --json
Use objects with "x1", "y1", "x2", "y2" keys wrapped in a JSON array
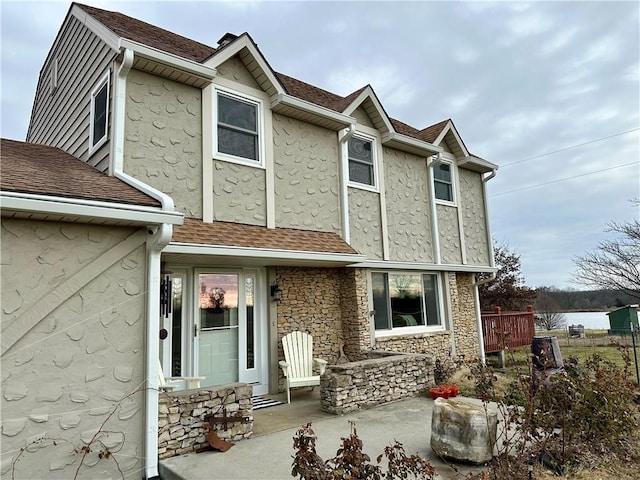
[{"x1": 194, "y1": 324, "x2": 198, "y2": 337}]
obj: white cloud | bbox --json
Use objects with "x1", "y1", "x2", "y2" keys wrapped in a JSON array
[
  {"x1": 453, "y1": 47, "x2": 479, "y2": 64},
  {"x1": 326, "y1": 65, "x2": 416, "y2": 109}
]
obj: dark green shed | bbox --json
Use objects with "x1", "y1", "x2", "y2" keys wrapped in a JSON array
[{"x1": 607, "y1": 305, "x2": 639, "y2": 335}]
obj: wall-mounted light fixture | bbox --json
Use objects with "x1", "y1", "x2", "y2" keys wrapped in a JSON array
[{"x1": 270, "y1": 284, "x2": 283, "y2": 301}]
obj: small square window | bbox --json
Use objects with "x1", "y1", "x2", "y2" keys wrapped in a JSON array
[
  {"x1": 433, "y1": 161, "x2": 454, "y2": 202},
  {"x1": 348, "y1": 136, "x2": 375, "y2": 186},
  {"x1": 89, "y1": 72, "x2": 109, "y2": 153},
  {"x1": 217, "y1": 92, "x2": 259, "y2": 162}
]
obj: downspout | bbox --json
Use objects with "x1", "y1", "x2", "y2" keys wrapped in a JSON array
[
  {"x1": 427, "y1": 153, "x2": 441, "y2": 263},
  {"x1": 111, "y1": 47, "x2": 178, "y2": 480},
  {"x1": 472, "y1": 167, "x2": 498, "y2": 365},
  {"x1": 339, "y1": 124, "x2": 356, "y2": 243}
]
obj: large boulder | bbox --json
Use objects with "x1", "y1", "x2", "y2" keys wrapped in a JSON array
[{"x1": 430, "y1": 397, "x2": 497, "y2": 464}]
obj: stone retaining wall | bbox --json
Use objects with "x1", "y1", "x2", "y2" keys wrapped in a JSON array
[
  {"x1": 158, "y1": 384, "x2": 252, "y2": 459},
  {"x1": 320, "y1": 352, "x2": 433, "y2": 414}
]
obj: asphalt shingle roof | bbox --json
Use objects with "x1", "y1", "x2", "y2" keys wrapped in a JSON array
[
  {"x1": 173, "y1": 218, "x2": 359, "y2": 255},
  {"x1": 74, "y1": 3, "x2": 449, "y2": 141},
  {"x1": 0, "y1": 139, "x2": 160, "y2": 207}
]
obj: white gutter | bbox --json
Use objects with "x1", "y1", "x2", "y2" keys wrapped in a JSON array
[
  {"x1": 0, "y1": 192, "x2": 182, "y2": 225},
  {"x1": 338, "y1": 124, "x2": 356, "y2": 243},
  {"x1": 427, "y1": 153, "x2": 441, "y2": 264},
  {"x1": 119, "y1": 38, "x2": 217, "y2": 82},
  {"x1": 164, "y1": 242, "x2": 366, "y2": 265},
  {"x1": 472, "y1": 167, "x2": 498, "y2": 365},
  {"x1": 382, "y1": 131, "x2": 442, "y2": 155},
  {"x1": 110, "y1": 48, "x2": 182, "y2": 480},
  {"x1": 351, "y1": 259, "x2": 496, "y2": 273},
  {"x1": 271, "y1": 93, "x2": 355, "y2": 128}
]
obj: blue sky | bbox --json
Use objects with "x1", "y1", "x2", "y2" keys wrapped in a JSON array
[{"x1": 2, "y1": 0, "x2": 638, "y2": 288}]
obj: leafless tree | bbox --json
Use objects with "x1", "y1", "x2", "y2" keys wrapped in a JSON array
[
  {"x1": 535, "y1": 287, "x2": 567, "y2": 330},
  {"x1": 573, "y1": 220, "x2": 640, "y2": 301}
]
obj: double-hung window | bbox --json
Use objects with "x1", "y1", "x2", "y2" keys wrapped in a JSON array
[
  {"x1": 89, "y1": 72, "x2": 109, "y2": 153},
  {"x1": 217, "y1": 91, "x2": 259, "y2": 163},
  {"x1": 372, "y1": 272, "x2": 443, "y2": 331},
  {"x1": 433, "y1": 160, "x2": 454, "y2": 203},
  {"x1": 348, "y1": 135, "x2": 375, "y2": 187}
]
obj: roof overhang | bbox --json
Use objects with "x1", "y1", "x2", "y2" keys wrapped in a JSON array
[
  {"x1": 204, "y1": 34, "x2": 283, "y2": 98},
  {"x1": 382, "y1": 132, "x2": 443, "y2": 157},
  {"x1": 119, "y1": 39, "x2": 217, "y2": 88},
  {"x1": 343, "y1": 87, "x2": 394, "y2": 135},
  {"x1": 163, "y1": 242, "x2": 366, "y2": 267},
  {"x1": 271, "y1": 93, "x2": 356, "y2": 131},
  {"x1": 352, "y1": 260, "x2": 497, "y2": 273},
  {"x1": 458, "y1": 155, "x2": 498, "y2": 174},
  {"x1": 0, "y1": 191, "x2": 184, "y2": 226}
]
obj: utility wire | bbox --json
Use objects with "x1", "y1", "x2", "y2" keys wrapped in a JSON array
[
  {"x1": 500, "y1": 128, "x2": 640, "y2": 168},
  {"x1": 491, "y1": 161, "x2": 638, "y2": 197}
]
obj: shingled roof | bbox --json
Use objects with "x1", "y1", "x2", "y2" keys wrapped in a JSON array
[
  {"x1": 173, "y1": 218, "x2": 359, "y2": 255},
  {"x1": 74, "y1": 3, "x2": 450, "y2": 142},
  {"x1": 1, "y1": 139, "x2": 160, "y2": 207}
]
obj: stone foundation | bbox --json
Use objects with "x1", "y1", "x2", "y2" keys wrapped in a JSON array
[
  {"x1": 320, "y1": 352, "x2": 433, "y2": 414},
  {"x1": 158, "y1": 384, "x2": 253, "y2": 459}
]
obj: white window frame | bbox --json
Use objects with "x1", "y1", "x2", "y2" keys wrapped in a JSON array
[
  {"x1": 371, "y1": 271, "x2": 446, "y2": 337},
  {"x1": 433, "y1": 158, "x2": 456, "y2": 205},
  {"x1": 213, "y1": 87, "x2": 265, "y2": 169},
  {"x1": 347, "y1": 131, "x2": 379, "y2": 192},
  {"x1": 89, "y1": 71, "x2": 110, "y2": 156}
]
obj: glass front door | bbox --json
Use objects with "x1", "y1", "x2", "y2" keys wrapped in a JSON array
[
  {"x1": 198, "y1": 273, "x2": 240, "y2": 386},
  {"x1": 195, "y1": 269, "x2": 265, "y2": 392}
]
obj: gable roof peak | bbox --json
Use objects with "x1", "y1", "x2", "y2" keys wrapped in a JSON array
[{"x1": 217, "y1": 32, "x2": 239, "y2": 47}]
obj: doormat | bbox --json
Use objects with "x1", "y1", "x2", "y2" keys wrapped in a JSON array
[{"x1": 252, "y1": 396, "x2": 284, "y2": 410}]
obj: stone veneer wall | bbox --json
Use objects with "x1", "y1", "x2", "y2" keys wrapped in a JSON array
[
  {"x1": 276, "y1": 267, "x2": 344, "y2": 392},
  {"x1": 339, "y1": 268, "x2": 372, "y2": 361},
  {"x1": 448, "y1": 272, "x2": 480, "y2": 360},
  {"x1": 320, "y1": 352, "x2": 433, "y2": 414},
  {"x1": 158, "y1": 384, "x2": 252, "y2": 459}
]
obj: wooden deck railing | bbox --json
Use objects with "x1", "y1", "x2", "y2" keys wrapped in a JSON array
[{"x1": 481, "y1": 305, "x2": 535, "y2": 353}]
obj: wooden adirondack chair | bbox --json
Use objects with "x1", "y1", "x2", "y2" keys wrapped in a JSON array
[
  {"x1": 158, "y1": 359, "x2": 205, "y2": 391},
  {"x1": 279, "y1": 331, "x2": 328, "y2": 403}
]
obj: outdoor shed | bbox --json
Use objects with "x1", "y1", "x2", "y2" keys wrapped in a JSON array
[{"x1": 607, "y1": 305, "x2": 639, "y2": 335}]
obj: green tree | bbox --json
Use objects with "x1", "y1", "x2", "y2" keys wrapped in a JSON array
[{"x1": 478, "y1": 242, "x2": 536, "y2": 311}]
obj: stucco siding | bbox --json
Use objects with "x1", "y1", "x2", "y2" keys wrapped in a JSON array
[
  {"x1": 437, "y1": 204, "x2": 463, "y2": 264},
  {"x1": 212, "y1": 160, "x2": 267, "y2": 225},
  {"x1": 459, "y1": 168, "x2": 491, "y2": 266},
  {"x1": 26, "y1": 15, "x2": 117, "y2": 172},
  {"x1": 1, "y1": 219, "x2": 147, "y2": 479},
  {"x1": 348, "y1": 188, "x2": 384, "y2": 259},
  {"x1": 217, "y1": 57, "x2": 260, "y2": 89},
  {"x1": 384, "y1": 147, "x2": 434, "y2": 262},
  {"x1": 353, "y1": 107, "x2": 375, "y2": 129},
  {"x1": 273, "y1": 113, "x2": 341, "y2": 232},
  {"x1": 124, "y1": 69, "x2": 203, "y2": 218}
]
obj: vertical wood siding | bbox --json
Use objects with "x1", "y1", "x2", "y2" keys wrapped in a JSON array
[{"x1": 26, "y1": 16, "x2": 117, "y2": 172}]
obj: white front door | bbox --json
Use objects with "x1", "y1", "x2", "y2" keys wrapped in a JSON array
[{"x1": 195, "y1": 269, "x2": 266, "y2": 394}]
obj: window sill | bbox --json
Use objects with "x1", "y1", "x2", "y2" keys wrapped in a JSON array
[
  {"x1": 348, "y1": 182, "x2": 379, "y2": 194},
  {"x1": 213, "y1": 153, "x2": 265, "y2": 170},
  {"x1": 375, "y1": 326, "x2": 447, "y2": 338},
  {"x1": 435, "y1": 199, "x2": 457, "y2": 207}
]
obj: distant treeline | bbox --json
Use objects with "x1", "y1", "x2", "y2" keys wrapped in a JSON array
[{"x1": 537, "y1": 288, "x2": 637, "y2": 312}]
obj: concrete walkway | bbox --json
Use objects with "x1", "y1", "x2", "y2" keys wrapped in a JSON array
[{"x1": 159, "y1": 391, "x2": 486, "y2": 480}]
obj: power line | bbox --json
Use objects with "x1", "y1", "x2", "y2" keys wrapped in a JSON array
[
  {"x1": 491, "y1": 161, "x2": 638, "y2": 197},
  {"x1": 500, "y1": 128, "x2": 640, "y2": 168}
]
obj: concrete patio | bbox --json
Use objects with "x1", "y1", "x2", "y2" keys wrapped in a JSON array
[{"x1": 159, "y1": 389, "x2": 487, "y2": 480}]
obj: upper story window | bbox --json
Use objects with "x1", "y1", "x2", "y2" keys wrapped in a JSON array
[
  {"x1": 89, "y1": 72, "x2": 109, "y2": 154},
  {"x1": 433, "y1": 160, "x2": 455, "y2": 203},
  {"x1": 348, "y1": 135, "x2": 375, "y2": 187},
  {"x1": 216, "y1": 91, "x2": 260, "y2": 163},
  {"x1": 372, "y1": 272, "x2": 443, "y2": 332}
]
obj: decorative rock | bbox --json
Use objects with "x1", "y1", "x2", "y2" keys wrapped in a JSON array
[{"x1": 430, "y1": 397, "x2": 497, "y2": 464}]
